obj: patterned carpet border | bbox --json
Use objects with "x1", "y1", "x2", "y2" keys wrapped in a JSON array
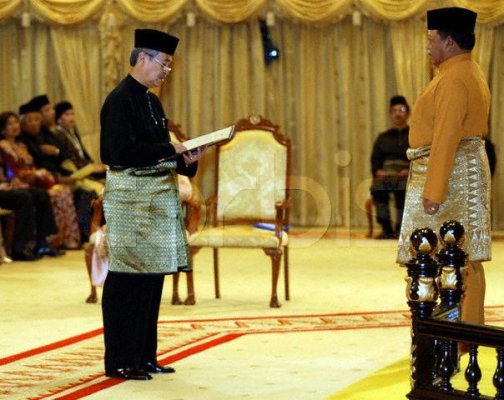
[{"x1": 2, "y1": 306, "x2": 504, "y2": 399}]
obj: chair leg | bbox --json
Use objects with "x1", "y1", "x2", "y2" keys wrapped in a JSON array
[
  {"x1": 184, "y1": 271, "x2": 196, "y2": 305},
  {"x1": 213, "y1": 248, "x2": 220, "y2": 299},
  {"x1": 284, "y1": 245, "x2": 290, "y2": 301},
  {"x1": 2, "y1": 213, "x2": 15, "y2": 256},
  {"x1": 171, "y1": 273, "x2": 183, "y2": 305},
  {"x1": 264, "y1": 248, "x2": 282, "y2": 308},
  {"x1": 84, "y1": 245, "x2": 98, "y2": 304},
  {"x1": 365, "y1": 198, "x2": 374, "y2": 238}
]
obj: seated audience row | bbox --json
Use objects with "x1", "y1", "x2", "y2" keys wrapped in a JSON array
[{"x1": 0, "y1": 95, "x2": 105, "y2": 261}]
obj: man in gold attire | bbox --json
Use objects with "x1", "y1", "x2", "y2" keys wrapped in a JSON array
[{"x1": 397, "y1": 7, "x2": 491, "y2": 325}]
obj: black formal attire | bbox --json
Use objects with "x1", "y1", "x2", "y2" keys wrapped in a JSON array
[
  {"x1": 370, "y1": 127, "x2": 409, "y2": 236},
  {"x1": 0, "y1": 188, "x2": 58, "y2": 256},
  {"x1": 17, "y1": 128, "x2": 69, "y2": 176},
  {"x1": 100, "y1": 74, "x2": 197, "y2": 374}
]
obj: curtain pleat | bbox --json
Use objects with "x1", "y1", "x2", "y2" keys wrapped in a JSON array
[
  {"x1": 30, "y1": 0, "x2": 105, "y2": 25},
  {"x1": 116, "y1": 0, "x2": 187, "y2": 23},
  {"x1": 3, "y1": 1, "x2": 504, "y2": 24},
  {"x1": 0, "y1": 0, "x2": 22, "y2": 22},
  {"x1": 196, "y1": 0, "x2": 266, "y2": 23}
]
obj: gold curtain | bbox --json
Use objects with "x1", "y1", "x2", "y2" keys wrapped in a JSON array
[
  {"x1": 50, "y1": 24, "x2": 102, "y2": 157},
  {"x1": 490, "y1": 25, "x2": 504, "y2": 230},
  {"x1": 0, "y1": 0, "x2": 22, "y2": 22},
  {"x1": 116, "y1": 0, "x2": 187, "y2": 23},
  {"x1": 2, "y1": 1, "x2": 504, "y2": 25},
  {"x1": 196, "y1": 0, "x2": 266, "y2": 23},
  {"x1": 390, "y1": 19, "x2": 430, "y2": 103},
  {"x1": 1, "y1": 2, "x2": 504, "y2": 228},
  {"x1": 357, "y1": 0, "x2": 430, "y2": 21},
  {"x1": 30, "y1": 0, "x2": 105, "y2": 25},
  {"x1": 276, "y1": 0, "x2": 352, "y2": 23}
]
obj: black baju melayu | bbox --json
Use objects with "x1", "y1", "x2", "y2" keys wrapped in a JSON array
[
  {"x1": 100, "y1": 74, "x2": 196, "y2": 374},
  {"x1": 370, "y1": 127, "x2": 409, "y2": 236}
]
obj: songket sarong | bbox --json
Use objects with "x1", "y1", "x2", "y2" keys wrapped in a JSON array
[
  {"x1": 397, "y1": 137, "x2": 491, "y2": 264},
  {"x1": 104, "y1": 161, "x2": 189, "y2": 274}
]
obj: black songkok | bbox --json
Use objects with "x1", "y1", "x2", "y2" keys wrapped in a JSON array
[
  {"x1": 134, "y1": 29, "x2": 179, "y2": 55},
  {"x1": 390, "y1": 95, "x2": 409, "y2": 110},
  {"x1": 30, "y1": 94, "x2": 50, "y2": 110},
  {"x1": 427, "y1": 7, "x2": 477, "y2": 33},
  {"x1": 19, "y1": 101, "x2": 40, "y2": 115},
  {"x1": 54, "y1": 101, "x2": 73, "y2": 121}
]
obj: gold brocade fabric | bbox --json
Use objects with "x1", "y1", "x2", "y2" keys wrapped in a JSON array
[
  {"x1": 103, "y1": 161, "x2": 189, "y2": 274},
  {"x1": 397, "y1": 138, "x2": 491, "y2": 264}
]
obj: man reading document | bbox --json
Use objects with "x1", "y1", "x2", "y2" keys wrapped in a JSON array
[{"x1": 100, "y1": 28, "x2": 207, "y2": 380}]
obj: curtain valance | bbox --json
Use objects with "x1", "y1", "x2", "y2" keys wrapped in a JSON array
[{"x1": 1, "y1": 0, "x2": 503, "y2": 26}]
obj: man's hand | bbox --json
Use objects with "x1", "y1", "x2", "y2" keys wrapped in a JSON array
[
  {"x1": 423, "y1": 198, "x2": 439, "y2": 215},
  {"x1": 40, "y1": 144, "x2": 60, "y2": 156},
  {"x1": 182, "y1": 146, "x2": 208, "y2": 165},
  {"x1": 398, "y1": 168, "x2": 409, "y2": 177},
  {"x1": 375, "y1": 169, "x2": 386, "y2": 178}
]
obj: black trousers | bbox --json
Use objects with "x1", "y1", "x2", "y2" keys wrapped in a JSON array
[
  {"x1": 371, "y1": 189, "x2": 406, "y2": 234},
  {"x1": 0, "y1": 188, "x2": 57, "y2": 251},
  {"x1": 102, "y1": 271, "x2": 165, "y2": 372}
]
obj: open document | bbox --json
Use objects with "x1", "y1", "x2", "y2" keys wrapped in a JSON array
[{"x1": 182, "y1": 125, "x2": 235, "y2": 152}]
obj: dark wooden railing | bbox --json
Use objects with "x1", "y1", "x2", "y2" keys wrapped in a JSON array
[{"x1": 405, "y1": 221, "x2": 504, "y2": 400}]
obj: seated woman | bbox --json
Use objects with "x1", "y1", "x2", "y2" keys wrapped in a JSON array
[
  {"x1": 1, "y1": 107, "x2": 81, "y2": 249},
  {"x1": 0, "y1": 111, "x2": 63, "y2": 259}
]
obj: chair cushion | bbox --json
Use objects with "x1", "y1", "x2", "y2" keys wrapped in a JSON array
[
  {"x1": 217, "y1": 129, "x2": 287, "y2": 221},
  {"x1": 189, "y1": 225, "x2": 288, "y2": 248}
]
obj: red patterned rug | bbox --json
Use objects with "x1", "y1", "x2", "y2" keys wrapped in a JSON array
[{"x1": 2, "y1": 306, "x2": 504, "y2": 400}]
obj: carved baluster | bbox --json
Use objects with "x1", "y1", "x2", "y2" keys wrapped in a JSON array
[
  {"x1": 436, "y1": 220, "x2": 467, "y2": 312},
  {"x1": 438, "y1": 339, "x2": 454, "y2": 392},
  {"x1": 405, "y1": 228, "x2": 439, "y2": 392},
  {"x1": 465, "y1": 344, "x2": 481, "y2": 396},
  {"x1": 436, "y1": 220, "x2": 468, "y2": 372},
  {"x1": 494, "y1": 347, "x2": 504, "y2": 400}
]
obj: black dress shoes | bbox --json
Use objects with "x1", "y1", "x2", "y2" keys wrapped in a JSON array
[
  {"x1": 36, "y1": 247, "x2": 66, "y2": 257},
  {"x1": 105, "y1": 368, "x2": 152, "y2": 380},
  {"x1": 142, "y1": 362, "x2": 176, "y2": 374},
  {"x1": 12, "y1": 249, "x2": 38, "y2": 261}
]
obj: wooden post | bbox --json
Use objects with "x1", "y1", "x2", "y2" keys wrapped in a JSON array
[{"x1": 405, "y1": 227, "x2": 439, "y2": 397}]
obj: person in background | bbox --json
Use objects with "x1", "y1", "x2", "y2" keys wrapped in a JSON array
[
  {"x1": 100, "y1": 28, "x2": 205, "y2": 381},
  {"x1": 53, "y1": 101, "x2": 104, "y2": 241},
  {"x1": 370, "y1": 95, "x2": 410, "y2": 239},
  {"x1": 397, "y1": 7, "x2": 491, "y2": 326},
  {"x1": 13, "y1": 103, "x2": 81, "y2": 249},
  {"x1": 28, "y1": 95, "x2": 69, "y2": 174},
  {"x1": 0, "y1": 111, "x2": 62, "y2": 259},
  {"x1": 54, "y1": 100, "x2": 105, "y2": 192}
]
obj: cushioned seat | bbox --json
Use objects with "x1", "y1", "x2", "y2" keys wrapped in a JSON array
[{"x1": 189, "y1": 115, "x2": 291, "y2": 308}]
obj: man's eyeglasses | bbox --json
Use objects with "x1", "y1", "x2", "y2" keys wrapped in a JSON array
[{"x1": 150, "y1": 57, "x2": 172, "y2": 74}]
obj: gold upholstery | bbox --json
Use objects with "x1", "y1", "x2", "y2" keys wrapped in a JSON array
[
  {"x1": 216, "y1": 129, "x2": 287, "y2": 221},
  {"x1": 189, "y1": 115, "x2": 291, "y2": 308},
  {"x1": 189, "y1": 225, "x2": 288, "y2": 248}
]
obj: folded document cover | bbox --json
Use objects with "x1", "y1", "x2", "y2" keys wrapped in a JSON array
[{"x1": 182, "y1": 125, "x2": 235, "y2": 152}]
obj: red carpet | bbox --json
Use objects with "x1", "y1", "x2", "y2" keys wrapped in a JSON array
[{"x1": 2, "y1": 307, "x2": 504, "y2": 399}]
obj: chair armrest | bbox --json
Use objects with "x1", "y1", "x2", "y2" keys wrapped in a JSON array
[{"x1": 274, "y1": 195, "x2": 291, "y2": 239}]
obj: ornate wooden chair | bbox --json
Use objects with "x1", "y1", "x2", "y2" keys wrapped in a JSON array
[
  {"x1": 188, "y1": 115, "x2": 291, "y2": 308},
  {"x1": 84, "y1": 121, "x2": 200, "y2": 304}
]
